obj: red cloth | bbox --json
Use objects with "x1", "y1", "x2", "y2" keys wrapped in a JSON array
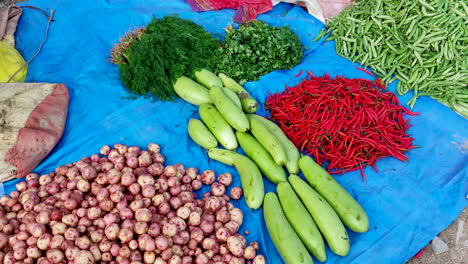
[{"x1": 186, "y1": 0, "x2": 273, "y2": 23}]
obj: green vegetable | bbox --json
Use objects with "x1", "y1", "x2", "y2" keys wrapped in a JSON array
[
  {"x1": 289, "y1": 175, "x2": 350, "y2": 257},
  {"x1": 207, "y1": 148, "x2": 237, "y2": 165},
  {"x1": 277, "y1": 182, "x2": 326, "y2": 262},
  {"x1": 209, "y1": 85, "x2": 250, "y2": 132},
  {"x1": 111, "y1": 16, "x2": 221, "y2": 101},
  {"x1": 263, "y1": 192, "x2": 314, "y2": 264},
  {"x1": 322, "y1": 0, "x2": 468, "y2": 117},
  {"x1": 218, "y1": 73, "x2": 258, "y2": 113},
  {"x1": 251, "y1": 115, "x2": 300, "y2": 174},
  {"x1": 216, "y1": 21, "x2": 304, "y2": 84},
  {"x1": 208, "y1": 148, "x2": 264, "y2": 209},
  {"x1": 187, "y1": 119, "x2": 218, "y2": 149},
  {"x1": 248, "y1": 115, "x2": 288, "y2": 165},
  {"x1": 236, "y1": 131, "x2": 287, "y2": 184},
  {"x1": 199, "y1": 104, "x2": 238, "y2": 150},
  {"x1": 173, "y1": 76, "x2": 211, "y2": 105},
  {"x1": 194, "y1": 69, "x2": 223, "y2": 89},
  {"x1": 299, "y1": 156, "x2": 369, "y2": 233},
  {"x1": 222, "y1": 87, "x2": 242, "y2": 109}
]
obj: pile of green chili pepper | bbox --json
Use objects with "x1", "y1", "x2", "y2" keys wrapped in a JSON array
[{"x1": 317, "y1": 0, "x2": 468, "y2": 118}]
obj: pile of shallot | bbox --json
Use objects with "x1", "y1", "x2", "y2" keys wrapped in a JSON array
[{"x1": 0, "y1": 143, "x2": 265, "y2": 264}]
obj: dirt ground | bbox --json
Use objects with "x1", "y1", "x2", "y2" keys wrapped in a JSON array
[{"x1": 1, "y1": 0, "x2": 467, "y2": 263}]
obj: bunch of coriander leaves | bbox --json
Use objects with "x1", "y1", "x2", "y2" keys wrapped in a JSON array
[
  {"x1": 215, "y1": 20, "x2": 304, "y2": 84},
  {"x1": 111, "y1": 16, "x2": 221, "y2": 101}
]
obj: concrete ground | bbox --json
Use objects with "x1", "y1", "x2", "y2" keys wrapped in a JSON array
[{"x1": 1, "y1": 0, "x2": 467, "y2": 263}]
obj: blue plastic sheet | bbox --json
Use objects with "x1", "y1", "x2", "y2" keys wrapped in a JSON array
[{"x1": 8, "y1": 0, "x2": 467, "y2": 263}]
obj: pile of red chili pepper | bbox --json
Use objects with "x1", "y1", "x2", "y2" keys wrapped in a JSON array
[{"x1": 265, "y1": 74, "x2": 418, "y2": 179}]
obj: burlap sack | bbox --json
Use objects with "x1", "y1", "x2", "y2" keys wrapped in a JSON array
[
  {"x1": 0, "y1": 83, "x2": 69, "y2": 181},
  {"x1": 0, "y1": 5, "x2": 22, "y2": 45}
]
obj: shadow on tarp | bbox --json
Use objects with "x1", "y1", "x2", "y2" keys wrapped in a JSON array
[{"x1": 5, "y1": 0, "x2": 467, "y2": 263}]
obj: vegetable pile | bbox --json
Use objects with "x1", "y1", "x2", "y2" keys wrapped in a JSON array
[
  {"x1": 216, "y1": 21, "x2": 304, "y2": 84},
  {"x1": 112, "y1": 18, "x2": 305, "y2": 101},
  {"x1": 318, "y1": 0, "x2": 468, "y2": 117},
  {"x1": 175, "y1": 69, "x2": 370, "y2": 263},
  {"x1": 0, "y1": 143, "x2": 265, "y2": 264},
  {"x1": 266, "y1": 74, "x2": 417, "y2": 178},
  {"x1": 111, "y1": 16, "x2": 221, "y2": 100}
]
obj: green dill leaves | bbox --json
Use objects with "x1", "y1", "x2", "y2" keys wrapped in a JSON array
[{"x1": 114, "y1": 16, "x2": 221, "y2": 101}]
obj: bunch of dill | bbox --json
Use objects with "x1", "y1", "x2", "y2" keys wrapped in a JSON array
[{"x1": 111, "y1": 16, "x2": 221, "y2": 100}]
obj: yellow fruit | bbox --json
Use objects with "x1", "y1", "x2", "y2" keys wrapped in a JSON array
[{"x1": 0, "y1": 41, "x2": 27, "y2": 83}]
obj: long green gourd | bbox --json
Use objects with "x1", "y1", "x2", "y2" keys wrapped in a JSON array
[
  {"x1": 263, "y1": 192, "x2": 314, "y2": 264},
  {"x1": 208, "y1": 148, "x2": 264, "y2": 209},
  {"x1": 277, "y1": 182, "x2": 326, "y2": 262},
  {"x1": 299, "y1": 156, "x2": 369, "y2": 233},
  {"x1": 289, "y1": 175, "x2": 350, "y2": 257}
]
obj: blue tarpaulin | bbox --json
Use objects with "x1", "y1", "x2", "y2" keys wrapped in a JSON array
[{"x1": 6, "y1": 0, "x2": 467, "y2": 263}]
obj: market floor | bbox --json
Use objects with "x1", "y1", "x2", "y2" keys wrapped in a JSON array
[{"x1": 2, "y1": 0, "x2": 467, "y2": 263}]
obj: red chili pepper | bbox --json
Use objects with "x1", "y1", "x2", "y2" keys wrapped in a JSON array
[
  {"x1": 414, "y1": 248, "x2": 425, "y2": 259},
  {"x1": 265, "y1": 73, "x2": 417, "y2": 180},
  {"x1": 294, "y1": 70, "x2": 303, "y2": 77},
  {"x1": 307, "y1": 70, "x2": 315, "y2": 77}
]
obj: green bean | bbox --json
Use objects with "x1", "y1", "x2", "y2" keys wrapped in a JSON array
[
  {"x1": 323, "y1": 0, "x2": 467, "y2": 115},
  {"x1": 346, "y1": 16, "x2": 365, "y2": 24},
  {"x1": 377, "y1": 15, "x2": 395, "y2": 21},
  {"x1": 370, "y1": 42, "x2": 377, "y2": 57},
  {"x1": 430, "y1": 13, "x2": 445, "y2": 20},
  {"x1": 435, "y1": 15, "x2": 452, "y2": 25},
  {"x1": 374, "y1": 65, "x2": 386, "y2": 76},
  {"x1": 419, "y1": 0, "x2": 436, "y2": 11},
  {"x1": 385, "y1": 40, "x2": 400, "y2": 53},
  {"x1": 452, "y1": 7, "x2": 466, "y2": 17},
  {"x1": 343, "y1": 41, "x2": 348, "y2": 54},
  {"x1": 420, "y1": 69, "x2": 431, "y2": 81},
  {"x1": 447, "y1": 73, "x2": 468, "y2": 81},
  {"x1": 340, "y1": 36, "x2": 356, "y2": 42},
  {"x1": 408, "y1": 96, "x2": 418, "y2": 108},
  {"x1": 361, "y1": 54, "x2": 370, "y2": 65},
  {"x1": 371, "y1": 16, "x2": 382, "y2": 29},
  {"x1": 443, "y1": 42, "x2": 450, "y2": 59},
  {"x1": 408, "y1": 70, "x2": 420, "y2": 83},
  {"x1": 374, "y1": 0, "x2": 382, "y2": 14},
  {"x1": 460, "y1": 1, "x2": 468, "y2": 15},
  {"x1": 414, "y1": 51, "x2": 424, "y2": 65},
  {"x1": 364, "y1": 21, "x2": 373, "y2": 33},
  {"x1": 413, "y1": 31, "x2": 427, "y2": 46},
  {"x1": 421, "y1": 6, "x2": 438, "y2": 17}
]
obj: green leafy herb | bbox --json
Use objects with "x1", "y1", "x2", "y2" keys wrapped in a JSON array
[
  {"x1": 111, "y1": 16, "x2": 221, "y2": 100},
  {"x1": 215, "y1": 21, "x2": 304, "y2": 84}
]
